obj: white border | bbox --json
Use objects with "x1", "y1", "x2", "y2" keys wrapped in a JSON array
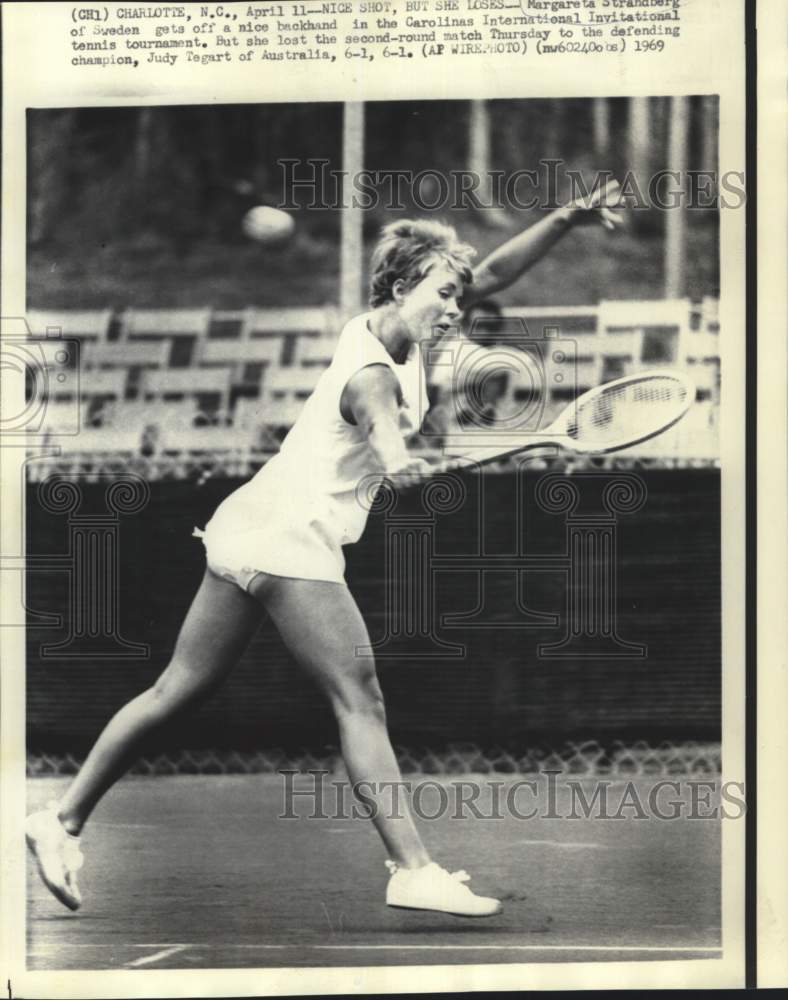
[{"x1": 0, "y1": 0, "x2": 757, "y2": 993}]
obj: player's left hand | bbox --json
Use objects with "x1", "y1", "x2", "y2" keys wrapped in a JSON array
[{"x1": 564, "y1": 178, "x2": 625, "y2": 231}]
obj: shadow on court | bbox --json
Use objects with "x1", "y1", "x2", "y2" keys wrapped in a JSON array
[{"x1": 27, "y1": 775, "x2": 721, "y2": 969}]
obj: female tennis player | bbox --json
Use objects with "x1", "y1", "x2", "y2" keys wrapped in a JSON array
[{"x1": 27, "y1": 183, "x2": 623, "y2": 917}]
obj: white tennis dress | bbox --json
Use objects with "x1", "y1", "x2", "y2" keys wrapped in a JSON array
[{"x1": 199, "y1": 311, "x2": 428, "y2": 587}]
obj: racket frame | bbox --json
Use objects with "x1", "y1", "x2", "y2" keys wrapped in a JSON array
[{"x1": 449, "y1": 368, "x2": 697, "y2": 468}]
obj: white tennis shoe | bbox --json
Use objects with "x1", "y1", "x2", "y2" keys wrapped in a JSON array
[
  {"x1": 385, "y1": 860, "x2": 502, "y2": 917},
  {"x1": 25, "y1": 802, "x2": 84, "y2": 911}
]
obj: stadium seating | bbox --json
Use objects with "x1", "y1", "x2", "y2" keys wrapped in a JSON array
[
  {"x1": 293, "y1": 333, "x2": 337, "y2": 367},
  {"x1": 23, "y1": 301, "x2": 720, "y2": 480},
  {"x1": 200, "y1": 337, "x2": 284, "y2": 367},
  {"x1": 140, "y1": 366, "x2": 235, "y2": 407},
  {"x1": 38, "y1": 399, "x2": 87, "y2": 437},
  {"x1": 157, "y1": 425, "x2": 255, "y2": 459},
  {"x1": 79, "y1": 368, "x2": 129, "y2": 402},
  {"x1": 58, "y1": 426, "x2": 142, "y2": 455},
  {"x1": 122, "y1": 308, "x2": 212, "y2": 340},
  {"x1": 243, "y1": 306, "x2": 335, "y2": 337},
  {"x1": 27, "y1": 309, "x2": 113, "y2": 344},
  {"x1": 109, "y1": 399, "x2": 200, "y2": 432},
  {"x1": 83, "y1": 340, "x2": 170, "y2": 370}
]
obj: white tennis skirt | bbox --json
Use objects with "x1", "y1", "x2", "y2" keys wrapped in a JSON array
[{"x1": 196, "y1": 481, "x2": 353, "y2": 588}]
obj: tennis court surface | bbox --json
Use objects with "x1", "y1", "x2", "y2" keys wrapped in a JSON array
[{"x1": 27, "y1": 774, "x2": 721, "y2": 970}]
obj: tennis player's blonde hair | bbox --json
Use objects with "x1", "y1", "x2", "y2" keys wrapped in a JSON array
[{"x1": 368, "y1": 219, "x2": 476, "y2": 309}]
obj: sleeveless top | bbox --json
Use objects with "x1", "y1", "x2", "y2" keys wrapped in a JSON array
[{"x1": 238, "y1": 310, "x2": 428, "y2": 547}]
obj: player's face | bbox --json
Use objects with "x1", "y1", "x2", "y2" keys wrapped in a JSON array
[{"x1": 395, "y1": 263, "x2": 464, "y2": 343}]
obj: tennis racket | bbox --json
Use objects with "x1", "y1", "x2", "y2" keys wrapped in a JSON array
[{"x1": 439, "y1": 368, "x2": 696, "y2": 471}]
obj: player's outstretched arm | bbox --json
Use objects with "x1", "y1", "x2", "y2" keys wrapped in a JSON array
[{"x1": 464, "y1": 178, "x2": 625, "y2": 307}]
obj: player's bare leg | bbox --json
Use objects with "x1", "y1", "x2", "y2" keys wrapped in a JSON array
[
  {"x1": 249, "y1": 573, "x2": 501, "y2": 916},
  {"x1": 27, "y1": 570, "x2": 263, "y2": 909}
]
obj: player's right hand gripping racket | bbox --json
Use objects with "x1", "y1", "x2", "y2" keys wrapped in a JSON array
[{"x1": 441, "y1": 368, "x2": 697, "y2": 470}]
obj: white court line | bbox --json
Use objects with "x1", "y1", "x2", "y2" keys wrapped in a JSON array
[
  {"x1": 35, "y1": 942, "x2": 722, "y2": 955},
  {"x1": 220, "y1": 943, "x2": 721, "y2": 954},
  {"x1": 30, "y1": 943, "x2": 192, "y2": 949},
  {"x1": 126, "y1": 944, "x2": 193, "y2": 967},
  {"x1": 310, "y1": 945, "x2": 722, "y2": 953}
]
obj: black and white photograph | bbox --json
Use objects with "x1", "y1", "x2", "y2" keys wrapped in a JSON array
[
  {"x1": 20, "y1": 92, "x2": 728, "y2": 966},
  {"x1": 1, "y1": 0, "x2": 784, "y2": 995}
]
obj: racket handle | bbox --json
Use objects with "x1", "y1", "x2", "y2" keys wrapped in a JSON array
[
  {"x1": 404, "y1": 440, "x2": 555, "y2": 487},
  {"x1": 436, "y1": 440, "x2": 558, "y2": 472},
  {"x1": 433, "y1": 457, "x2": 466, "y2": 475}
]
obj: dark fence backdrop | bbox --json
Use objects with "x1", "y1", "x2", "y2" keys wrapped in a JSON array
[{"x1": 26, "y1": 469, "x2": 720, "y2": 754}]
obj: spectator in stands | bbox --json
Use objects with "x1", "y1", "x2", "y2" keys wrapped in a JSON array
[
  {"x1": 425, "y1": 298, "x2": 510, "y2": 443},
  {"x1": 139, "y1": 423, "x2": 159, "y2": 459},
  {"x1": 27, "y1": 183, "x2": 623, "y2": 918},
  {"x1": 464, "y1": 297, "x2": 506, "y2": 349}
]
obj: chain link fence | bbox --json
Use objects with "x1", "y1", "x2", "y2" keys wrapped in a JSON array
[{"x1": 28, "y1": 740, "x2": 721, "y2": 779}]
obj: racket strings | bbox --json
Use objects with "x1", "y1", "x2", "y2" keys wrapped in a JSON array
[{"x1": 566, "y1": 377, "x2": 690, "y2": 449}]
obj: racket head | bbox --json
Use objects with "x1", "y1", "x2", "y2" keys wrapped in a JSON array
[{"x1": 551, "y1": 368, "x2": 697, "y2": 454}]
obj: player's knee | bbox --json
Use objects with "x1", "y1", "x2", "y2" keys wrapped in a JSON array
[
  {"x1": 150, "y1": 661, "x2": 205, "y2": 717},
  {"x1": 331, "y1": 663, "x2": 386, "y2": 725}
]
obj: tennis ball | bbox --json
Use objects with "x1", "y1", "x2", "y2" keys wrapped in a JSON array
[{"x1": 242, "y1": 206, "x2": 295, "y2": 244}]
